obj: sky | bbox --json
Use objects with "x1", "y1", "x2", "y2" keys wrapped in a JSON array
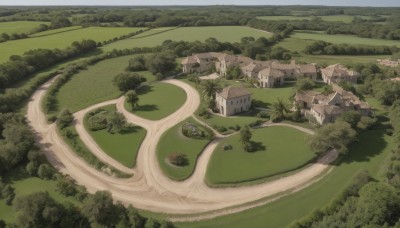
[{"x1": 1, "y1": 0, "x2": 399, "y2": 7}]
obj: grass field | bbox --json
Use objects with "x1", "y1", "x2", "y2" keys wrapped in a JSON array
[
  {"x1": 0, "y1": 27, "x2": 144, "y2": 63},
  {"x1": 102, "y1": 26, "x2": 272, "y2": 51},
  {"x1": 84, "y1": 105, "x2": 147, "y2": 168},
  {"x1": 0, "y1": 167, "x2": 80, "y2": 224},
  {"x1": 156, "y1": 117, "x2": 211, "y2": 180},
  {"x1": 257, "y1": 15, "x2": 372, "y2": 23},
  {"x1": 206, "y1": 126, "x2": 315, "y2": 185},
  {"x1": 249, "y1": 82, "x2": 295, "y2": 108},
  {"x1": 0, "y1": 21, "x2": 49, "y2": 34},
  {"x1": 29, "y1": 26, "x2": 83, "y2": 37},
  {"x1": 178, "y1": 98, "x2": 393, "y2": 228},
  {"x1": 54, "y1": 55, "x2": 156, "y2": 113},
  {"x1": 124, "y1": 82, "x2": 187, "y2": 120}
]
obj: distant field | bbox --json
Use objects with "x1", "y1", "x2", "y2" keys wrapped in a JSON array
[
  {"x1": 102, "y1": 26, "x2": 272, "y2": 51},
  {"x1": 29, "y1": 26, "x2": 83, "y2": 37},
  {"x1": 290, "y1": 30, "x2": 400, "y2": 47},
  {"x1": 257, "y1": 15, "x2": 372, "y2": 23},
  {"x1": 0, "y1": 26, "x2": 143, "y2": 63},
  {"x1": 0, "y1": 21, "x2": 49, "y2": 34},
  {"x1": 54, "y1": 55, "x2": 156, "y2": 114},
  {"x1": 206, "y1": 126, "x2": 315, "y2": 185}
]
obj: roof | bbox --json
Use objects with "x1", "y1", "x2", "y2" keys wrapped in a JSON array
[
  {"x1": 295, "y1": 91, "x2": 320, "y2": 103},
  {"x1": 312, "y1": 104, "x2": 343, "y2": 115},
  {"x1": 217, "y1": 86, "x2": 252, "y2": 100},
  {"x1": 242, "y1": 61, "x2": 272, "y2": 73},
  {"x1": 299, "y1": 64, "x2": 317, "y2": 74},
  {"x1": 258, "y1": 67, "x2": 285, "y2": 78},
  {"x1": 321, "y1": 64, "x2": 360, "y2": 78},
  {"x1": 181, "y1": 56, "x2": 198, "y2": 65}
]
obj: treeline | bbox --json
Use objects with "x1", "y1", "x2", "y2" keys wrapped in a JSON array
[
  {"x1": 0, "y1": 39, "x2": 96, "y2": 90},
  {"x1": 304, "y1": 40, "x2": 398, "y2": 55}
]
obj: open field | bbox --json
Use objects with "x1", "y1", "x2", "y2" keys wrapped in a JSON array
[
  {"x1": 54, "y1": 55, "x2": 156, "y2": 113},
  {"x1": 0, "y1": 21, "x2": 49, "y2": 34},
  {"x1": 29, "y1": 25, "x2": 83, "y2": 37},
  {"x1": 102, "y1": 26, "x2": 273, "y2": 51},
  {"x1": 206, "y1": 126, "x2": 315, "y2": 185},
  {"x1": 179, "y1": 98, "x2": 393, "y2": 227},
  {"x1": 156, "y1": 117, "x2": 211, "y2": 180},
  {"x1": 84, "y1": 105, "x2": 147, "y2": 168},
  {"x1": 0, "y1": 27, "x2": 143, "y2": 63},
  {"x1": 291, "y1": 30, "x2": 400, "y2": 47},
  {"x1": 125, "y1": 82, "x2": 187, "y2": 120},
  {"x1": 257, "y1": 15, "x2": 372, "y2": 23},
  {"x1": 0, "y1": 167, "x2": 80, "y2": 224}
]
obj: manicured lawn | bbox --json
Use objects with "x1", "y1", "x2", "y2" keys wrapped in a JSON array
[
  {"x1": 29, "y1": 26, "x2": 83, "y2": 37},
  {"x1": 124, "y1": 82, "x2": 187, "y2": 120},
  {"x1": 0, "y1": 26, "x2": 144, "y2": 63},
  {"x1": 291, "y1": 30, "x2": 400, "y2": 47},
  {"x1": 84, "y1": 105, "x2": 147, "y2": 168},
  {"x1": 257, "y1": 15, "x2": 372, "y2": 23},
  {"x1": 0, "y1": 21, "x2": 49, "y2": 34},
  {"x1": 178, "y1": 98, "x2": 393, "y2": 228},
  {"x1": 0, "y1": 167, "x2": 80, "y2": 224},
  {"x1": 102, "y1": 26, "x2": 272, "y2": 51},
  {"x1": 199, "y1": 112, "x2": 264, "y2": 133},
  {"x1": 206, "y1": 126, "x2": 315, "y2": 185},
  {"x1": 55, "y1": 55, "x2": 156, "y2": 113},
  {"x1": 248, "y1": 82, "x2": 295, "y2": 108},
  {"x1": 156, "y1": 117, "x2": 211, "y2": 180}
]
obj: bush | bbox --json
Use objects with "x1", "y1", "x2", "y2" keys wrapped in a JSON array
[
  {"x1": 56, "y1": 178, "x2": 77, "y2": 197},
  {"x1": 243, "y1": 141, "x2": 256, "y2": 152},
  {"x1": 26, "y1": 161, "x2": 40, "y2": 176},
  {"x1": 256, "y1": 111, "x2": 270, "y2": 118},
  {"x1": 57, "y1": 109, "x2": 74, "y2": 129},
  {"x1": 248, "y1": 120, "x2": 264, "y2": 127},
  {"x1": 88, "y1": 115, "x2": 108, "y2": 131},
  {"x1": 181, "y1": 122, "x2": 207, "y2": 139},
  {"x1": 168, "y1": 153, "x2": 188, "y2": 167},
  {"x1": 223, "y1": 144, "x2": 233, "y2": 150},
  {"x1": 37, "y1": 164, "x2": 55, "y2": 180},
  {"x1": 357, "y1": 116, "x2": 377, "y2": 130},
  {"x1": 1, "y1": 185, "x2": 15, "y2": 205}
]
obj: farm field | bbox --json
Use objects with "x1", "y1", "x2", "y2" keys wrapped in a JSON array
[
  {"x1": 29, "y1": 25, "x2": 83, "y2": 37},
  {"x1": 54, "y1": 55, "x2": 156, "y2": 114},
  {"x1": 179, "y1": 98, "x2": 392, "y2": 228},
  {"x1": 156, "y1": 118, "x2": 211, "y2": 180},
  {"x1": 206, "y1": 126, "x2": 315, "y2": 185},
  {"x1": 257, "y1": 15, "x2": 372, "y2": 23},
  {"x1": 101, "y1": 26, "x2": 273, "y2": 51},
  {"x1": 0, "y1": 26, "x2": 144, "y2": 63},
  {"x1": 84, "y1": 105, "x2": 147, "y2": 168},
  {"x1": 0, "y1": 167, "x2": 80, "y2": 224},
  {"x1": 0, "y1": 21, "x2": 49, "y2": 34},
  {"x1": 125, "y1": 82, "x2": 187, "y2": 120}
]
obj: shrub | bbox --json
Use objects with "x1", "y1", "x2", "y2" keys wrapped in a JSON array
[
  {"x1": 256, "y1": 111, "x2": 270, "y2": 118},
  {"x1": 357, "y1": 116, "x2": 377, "y2": 130},
  {"x1": 1, "y1": 185, "x2": 15, "y2": 205},
  {"x1": 57, "y1": 109, "x2": 74, "y2": 129},
  {"x1": 168, "y1": 153, "x2": 188, "y2": 167},
  {"x1": 37, "y1": 164, "x2": 55, "y2": 180},
  {"x1": 223, "y1": 144, "x2": 233, "y2": 150},
  {"x1": 88, "y1": 115, "x2": 108, "y2": 131},
  {"x1": 26, "y1": 161, "x2": 40, "y2": 176},
  {"x1": 248, "y1": 120, "x2": 264, "y2": 127},
  {"x1": 56, "y1": 178, "x2": 77, "y2": 197}
]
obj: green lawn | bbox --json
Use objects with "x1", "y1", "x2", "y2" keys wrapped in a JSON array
[
  {"x1": 102, "y1": 26, "x2": 272, "y2": 51},
  {"x1": 54, "y1": 55, "x2": 156, "y2": 113},
  {"x1": 291, "y1": 30, "x2": 400, "y2": 47},
  {"x1": 198, "y1": 112, "x2": 263, "y2": 134},
  {"x1": 29, "y1": 26, "x2": 83, "y2": 37},
  {"x1": 206, "y1": 126, "x2": 315, "y2": 185},
  {"x1": 156, "y1": 117, "x2": 211, "y2": 180},
  {"x1": 0, "y1": 21, "x2": 49, "y2": 34},
  {"x1": 84, "y1": 105, "x2": 147, "y2": 168},
  {"x1": 178, "y1": 98, "x2": 393, "y2": 228},
  {"x1": 257, "y1": 15, "x2": 372, "y2": 23},
  {"x1": 249, "y1": 82, "x2": 295, "y2": 108},
  {"x1": 0, "y1": 167, "x2": 80, "y2": 224},
  {"x1": 0, "y1": 26, "x2": 144, "y2": 63},
  {"x1": 124, "y1": 82, "x2": 187, "y2": 120}
]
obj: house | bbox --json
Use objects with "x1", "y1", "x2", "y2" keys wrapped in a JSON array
[
  {"x1": 295, "y1": 83, "x2": 370, "y2": 125},
  {"x1": 181, "y1": 52, "x2": 223, "y2": 74},
  {"x1": 321, "y1": 64, "x2": 360, "y2": 85},
  {"x1": 241, "y1": 61, "x2": 273, "y2": 78},
  {"x1": 217, "y1": 54, "x2": 253, "y2": 77},
  {"x1": 271, "y1": 60, "x2": 317, "y2": 80},
  {"x1": 215, "y1": 86, "x2": 252, "y2": 116},
  {"x1": 257, "y1": 67, "x2": 285, "y2": 88}
]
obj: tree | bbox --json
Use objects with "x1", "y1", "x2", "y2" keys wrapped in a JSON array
[
  {"x1": 145, "y1": 51, "x2": 177, "y2": 76},
  {"x1": 201, "y1": 79, "x2": 221, "y2": 99},
  {"x1": 240, "y1": 125, "x2": 254, "y2": 152},
  {"x1": 57, "y1": 109, "x2": 74, "y2": 129},
  {"x1": 37, "y1": 164, "x2": 54, "y2": 180},
  {"x1": 308, "y1": 121, "x2": 357, "y2": 155},
  {"x1": 113, "y1": 72, "x2": 146, "y2": 92},
  {"x1": 126, "y1": 90, "x2": 139, "y2": 110},
  {"x1": 82, "y1": 191, "x2": 120, "y2": 227},
  {"x1": 1, "y1": 184, "x2": 15, "y2": 205},
  {"x1": 270, "y1": 98, "x2": 290, "y2": 121},
  {"x1": 294, "y1": 77, "x2": 316, "y2": 92},
  {"x1": 107, "y1": 112, "x2": 127, "y2": 133},
  {"x1": 168, "y1": 153, "x2": 188, "y2": 167},
  {"x1": 127, "y1": 206, "x2": 146, "y2": 228},
  {"x1": 337, "y1": 110, "x2": 362, "y2": 128},
  {"x1": 127, "y1": 55, "x2": 146, "y2": 71}
]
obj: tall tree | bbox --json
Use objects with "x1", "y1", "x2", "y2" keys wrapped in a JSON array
[
  {"x1": 270, "y1": 98, "x2": 290, "y2": 121},
  {"x1": 82, "y1": 191, "x2": 120, "y2": 227},
  {"x1": 125, "y1": 90, "x2": 139, "y2": 110},
  {"x1": 201, "y1": 79, "x2": 221, "y2": 99}
]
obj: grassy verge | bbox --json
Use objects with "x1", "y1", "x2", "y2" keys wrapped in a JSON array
[
  {"x1": 206, "y1": 126, "x2": 316, "y2": 186},
  {"x1": 156, "y1": 117, "x2": 212, "y2": 180},
  {"x1": 83, "y1": 105, "x2": 147, "y2": 168},
  {"x1": 124, "y1": 82, "x2": 187, "y2": 121}
]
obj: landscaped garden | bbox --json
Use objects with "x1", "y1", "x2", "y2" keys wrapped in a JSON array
[
  {"x1": 124, "y1": 82, "x2": 187, "y2": 120},
  {"x1": 84, "y1": 105, "x2": 147, "y2": 168},
  {"x1": 205, "y1": 125, "x2": 316, "y2": 186},
  {"x1": 156, "y1": 117, "x2": 213, "y2": 180}
]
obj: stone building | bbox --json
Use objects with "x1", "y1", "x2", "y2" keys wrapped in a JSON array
[{"x1": 215, "y1": 86, "x2": 252, "y2": 116}]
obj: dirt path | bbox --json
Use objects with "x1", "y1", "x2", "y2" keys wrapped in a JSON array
[{"x1": 26, "y1": 77, "x2": 338, "y2": 219}]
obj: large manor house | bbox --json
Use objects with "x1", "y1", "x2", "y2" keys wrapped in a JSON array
[{"x1": 181, "y1": 52, "x2": 369, "y2": 124}]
